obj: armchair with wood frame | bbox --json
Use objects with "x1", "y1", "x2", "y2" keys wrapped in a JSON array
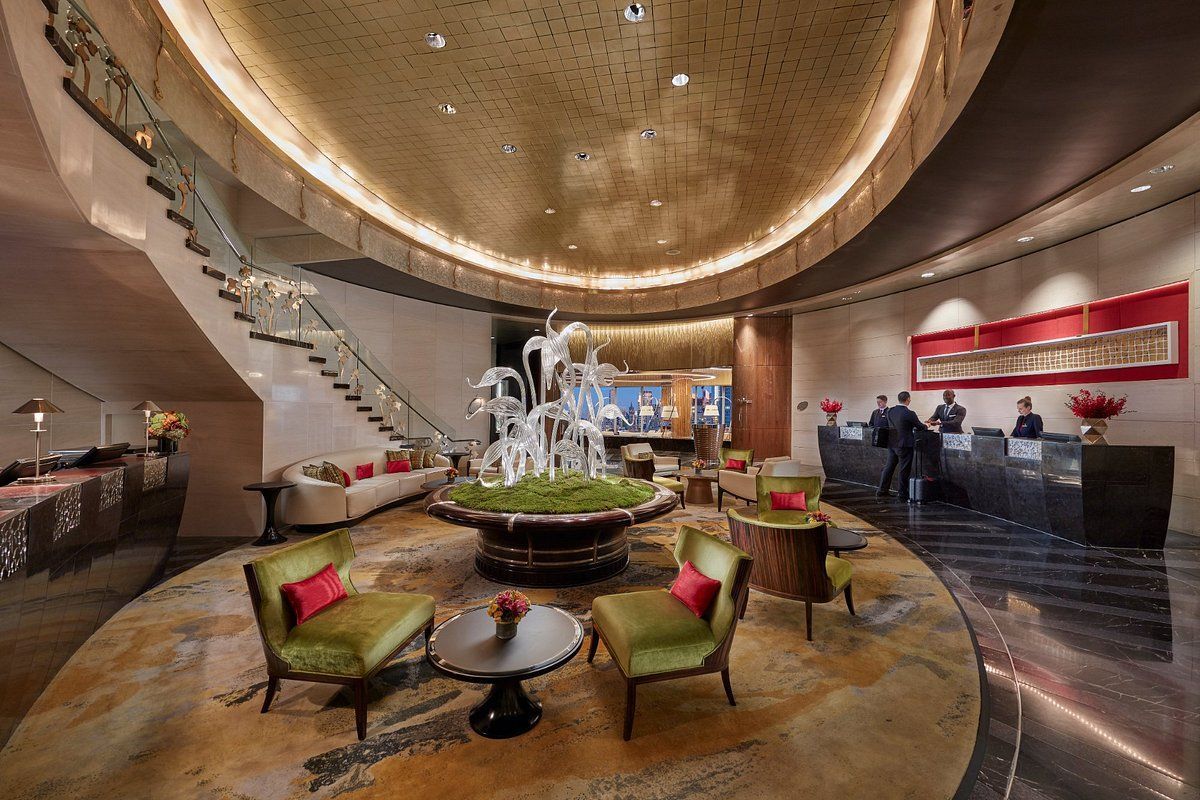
[
  {"x1": 588, "y1": 525, "x2": 753, "y2": 740},
  {"x1": 243, "y1": 529, "x2": 435, "y2": 740},
  {"x1": 619, "y1": 442, "x2": 680, "y2": 473},
  {"x1": 623, "y1": 452, "x2": 685, "y2": 508}
]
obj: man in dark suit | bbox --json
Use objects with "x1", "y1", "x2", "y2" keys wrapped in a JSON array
[
  {"x1": 878, "y1": 391, "x2": 922, "y2": 501},
  {"x1": 869, "y1": 395, "x2": 889, "y2": 428},
  {"x1": 927, "y1": 389, "x2": 967, "y2": 434}
]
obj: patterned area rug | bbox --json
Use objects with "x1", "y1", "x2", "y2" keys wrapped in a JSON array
[{"x1": 0, "y1": 501, "x2": 980, "y2": 799}]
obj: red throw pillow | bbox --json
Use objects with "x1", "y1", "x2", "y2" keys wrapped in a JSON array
[
  {"x1": 386, "y1": 459, "x2": 412, "y2": 474},
  {"x1": 280, "y1": 563, "x2": 348, "y2": 625},
  {"x1": 669, "y1": 560, "x2": 722, "y2": 618},
  {"x1": 770, "y1": 491, "x2": 808, "y2": 511},
  {"x1": 356, "y1": 462, "x2": 374, "y2": 480},
  {"x1": 724, "y1": 458, "x2": 746, "y2": 471},
  {"x1": 339, "y1": 468, "x2": 352, "y2": 487}
]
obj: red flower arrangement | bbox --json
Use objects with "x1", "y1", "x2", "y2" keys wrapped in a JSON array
[
  {"x1": 805, "y1": 511, "x2": 833, "y2": 524},
  {"x1": 819, "y1": 398, "x2": 844, "y2": 413},
  {"x1": 1066, "y1": 389, "x2": 1129, "y2": 420}
]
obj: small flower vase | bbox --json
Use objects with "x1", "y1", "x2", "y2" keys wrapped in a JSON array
[
  {"x1": 495, "y1": 619, "x2": 518, "y2": 640},
  {"x1": 1080, "y1": 418, "x2": 1109, "y2": 445},
  {"x1": 825, "y1": 412, "x2": 838, "y2": 427}
]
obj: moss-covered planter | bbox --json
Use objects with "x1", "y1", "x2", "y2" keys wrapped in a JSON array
[{"x1": 425, "y1": 479, "x2": 678, "y2": 587}]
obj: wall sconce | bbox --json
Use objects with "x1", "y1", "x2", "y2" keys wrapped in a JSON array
[
  {"x1": 12, "y1": 398, "x2": 63, "y2": 483},
  {"x1": 131, "y1": 400, "x2": 162, "y2": 458}
]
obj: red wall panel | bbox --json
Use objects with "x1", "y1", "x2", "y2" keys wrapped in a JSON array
[{"x1": 911, "y1": 281, "x2": 1189, "y2": 390}]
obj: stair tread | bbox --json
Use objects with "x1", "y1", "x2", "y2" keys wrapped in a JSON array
[
  {"x1": 308, "y1": 356, "x2": 327, "y2": 364},
  {"x1": 320, "y1": 370, "x2": 338, "y2": 377},
  {"x1": 332, "y1": 382, "x2": 350, "y2": 389},
  {"x1": 345, "y1": 395, "x2": 362, "y2": 401}
]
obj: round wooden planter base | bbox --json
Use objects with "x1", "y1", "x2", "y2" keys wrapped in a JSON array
[{"x1": 425, "y1": 481, "x2": 678, "y2": 588}]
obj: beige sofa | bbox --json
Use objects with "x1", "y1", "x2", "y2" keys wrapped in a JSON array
[
  {"x1": 717, "y1": 457, "x2": 818, "y2": 511},
  {"x1": 282, "y1": 446, "x2": 451, "y2": 526}
]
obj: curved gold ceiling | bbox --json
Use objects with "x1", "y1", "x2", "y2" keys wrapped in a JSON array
[{"x1": 159, "y1": 0, "x2": 935, "y2": 289}]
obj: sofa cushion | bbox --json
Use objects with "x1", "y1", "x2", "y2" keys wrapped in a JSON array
[
  {"x1": 280, "y1": 591, "x2": 435, "y2": 677},
  {"x1": 592, "y1": 589, "x2": 715, "y2": 677},
  {"x1": 280, "y1": 562, "x2": 348, "y2": 625},
  {"x1": 386, "y1": 459, "x2": 412, "y2": 473},
  {"x1": 652, "y1": 475, "x2": 683, "y2": 492},
  {"x1": 302, "y1": 461, "x2": 346, "y2": 487},
  {"x1": 769, "y1": 490, "x2": 808, "y2": 511},
  {"x1": 396, "y1": 473, "x2": 428, "y2": 496},
  {"x1": 356, "y1": 463, "x2": 375, "y2": 481},
  {"x1": 385, "y1": 448, "x2": 412, "y2": 464},
  {"x1": 345, "y1": 484, "x2": 377, "y2": 518},
  {"x1": 669, "y1": 561, "x2": 721, "y2": 618}
]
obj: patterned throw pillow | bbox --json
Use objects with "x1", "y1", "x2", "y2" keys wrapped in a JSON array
[
  {"x1": 302, "y1": 462, "x2": 346, "y2": 487},
  {"x1": 385, "y1": 448, "x2": 412, "y2": 464},
  {"x1": 423, "y1": 448, "x2": 437, "y2": 469}
]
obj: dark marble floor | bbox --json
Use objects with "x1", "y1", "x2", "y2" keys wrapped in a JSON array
[{"x1": 822, "y1": 481, "x2": 1200, "y2": 800}]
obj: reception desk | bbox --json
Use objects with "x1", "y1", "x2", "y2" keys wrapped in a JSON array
[
  {"x1": 817, "y1": 426, "x2": 1173, "y2": 549},
  {"x1": 0, "y1": 453, "x2": 189, "y2": 744}
]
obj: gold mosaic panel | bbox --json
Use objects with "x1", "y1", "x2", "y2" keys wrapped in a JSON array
[
  {"x1": 917, "y1": 324, "x2": 1176, "y2": 383},
  {"x1": 200, "y1": 0, "x2": 896, "y2": 275}
]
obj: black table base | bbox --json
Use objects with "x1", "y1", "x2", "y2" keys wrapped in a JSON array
[
  {"x1": 245, "y1": 482, "x2": 293, "y2": 547},
  {"x1": 469, "y1": 678, "x2": 542, "y2": 738}
]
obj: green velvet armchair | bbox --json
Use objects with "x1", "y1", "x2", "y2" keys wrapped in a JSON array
[
  {"x1": 588, "y1": 525, "x2": 753, "y2": 740},
  {"x1": 727, "y1": 506, "x2": 853, "y2": 641},
  {"x1": 623, "y1": 453, "x2": 685, "y2": 509},
  {"x1": 243, "y1": 529, "x2": 435, "y2": 739},
  {"x1": 755, "y1": 474, "x2": 823, "y2": 514}
]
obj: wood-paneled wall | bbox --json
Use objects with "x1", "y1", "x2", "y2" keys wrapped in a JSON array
[{"x1": 732, "y1": 316, "x2": 792, "y2": 458}]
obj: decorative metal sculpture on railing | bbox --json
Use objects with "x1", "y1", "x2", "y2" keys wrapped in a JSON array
[{"x1": 466, "y1": 311, "x2": 629, "y2": 487}]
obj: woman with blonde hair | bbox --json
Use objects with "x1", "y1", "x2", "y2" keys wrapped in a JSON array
[{"x1": 1011, "y1": 396, "x2": 1043, "y2": 439}]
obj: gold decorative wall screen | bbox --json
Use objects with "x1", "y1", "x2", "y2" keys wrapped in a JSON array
[
  {"x1": 915, "y1": 322, "x2": 1178, "y2": 382},
  {"x1": 567, "y1": 318, "x2": 734, "y2": 371}
]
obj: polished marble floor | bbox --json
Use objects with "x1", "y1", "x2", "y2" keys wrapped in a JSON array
[{"x1": 821, "y1": 481, "x2": 1200, "y2": 800}]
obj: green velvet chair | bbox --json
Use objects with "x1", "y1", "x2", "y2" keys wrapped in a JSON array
[
  {"x1": 243, "y1": 529, "x2": 435, "y2": 739},
  {"x1": 727, "y1": 506, "x2": 853, "y2": 641},
  {"x1": 755, "y1": 474, "x2": 823, "y2": 514},
  {"x1": 624, "y1": 453, "x2": 685, "y2": 509},
  {"x1": 588, "y1": 525, "x2": 753, "y2": 740},
  {"x1": 719, "y1": 447, "x2": 754, "y2": 469}
]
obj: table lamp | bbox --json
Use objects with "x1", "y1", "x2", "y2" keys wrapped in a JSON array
[
  {"x1": 12, "y1": 398, "x2": 63, "y2": 483},
  {"x1": 132, "y1": 400, "x2": 162, "y2": 458}
]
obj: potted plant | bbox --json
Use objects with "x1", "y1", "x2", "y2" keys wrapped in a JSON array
[
  {"x1": 819, "y1": 398, "x2": 844, "y2": 427},
  {"x1": 1066, "y1": 389, "x2": 1128, "y2": 445},
  {"x1": 487, "y1": 589, "x2": 531, "y2": 640},
  {"x1": 147, "y1": 411, "x2": 190, "y2": 453}
]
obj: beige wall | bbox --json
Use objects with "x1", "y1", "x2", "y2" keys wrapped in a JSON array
[
  {"x1": 792, "y1": 193, "x2": 1199, "y2": 535},
  {"x1": 307, "y1": 274, "x2": 492, "y2": 446},
  {"x1": 0, "y1": 342, "x2": 101, "y2": 463}
]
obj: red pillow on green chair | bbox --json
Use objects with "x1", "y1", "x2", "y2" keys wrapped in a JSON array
[
  {"x1": 386, "y1": 459, "x2": 412, "y2": 473},
  {"x1": 280, "y1": 562, "x2": 348, "y2": 624},
  {"x1": 724, "y1": 458, "x2": 746, "y2": 470},
  {"x1": 770, "y1": 490, "x2": 808, "y2": 511},
  {"x1": 355, "y1": 463, "x2": 374, "y2": 480},
  {"x1": 669, "y1": 560, "x2": 721, "y2": 617}
]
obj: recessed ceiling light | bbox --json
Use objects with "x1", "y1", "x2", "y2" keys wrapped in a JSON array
[
  {"x1": 656, "y1": 239, "x2": 668, "y2": 244},
  {"x1": 437, "y1": 103, "x2": 456, "y2": 115},
  {"x1": 623, "y1": 3, "x2": 646, "y2": 22},
  {"x1": 841, "y1": 296, "x2": 852, "y2": 301},
  {"x1": 567, "y1": 244, "x2": 578, "y2": 250},
  {"x1": 746, "y1": 313, "x2": 754, "y2": 317},
  {"x1": 640, "y1": 128, "x2": 657, "y2": 139},
  {"x1": 544, "y1": 207, "x2": 556, "y2": 214},
  {"x1": 1130, "y1": 184, "x2": 1152, "y2": 193},
  {"x1": 1149, "y1": 164, "x2": 1174, "y2": 174},
  {"x1": 500, "y1": 143, "x2": 518, "y2": 154},
  {"x1": 1017, "y1": 235, "x2": 1035, "y2": 243},
  {"x1": 574, "y1": 152, "x2": 591, "y2": 161},
  {"x1": 671, "y1": 73, "x2": 689, "y2": 87},
  {"x1": 649, "y1": 199, "x2": 663, "y2": 207},
  {"x1": 665, "y1": 248, "x2": 680, "y2": 255},
  {"x1": 425, "y1": 32, "x2": 446, "y2": 49},
  {"x1": 921, "y1": 271, "x2": 935, "y2": 278}
]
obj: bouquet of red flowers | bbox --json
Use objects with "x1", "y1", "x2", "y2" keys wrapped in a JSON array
[
  {"x1": 487, "y1": 589, "x2": 531, "y2": 624},
  {"x1": 805, "y1": 511, "x2": 833, "y2": 524},
  {"x1": 1066, "y1": 389, "x2": 1128, "y2": 420},
  {"x1": 819, "y1": 398, "x2": 843, "y2": 413}
]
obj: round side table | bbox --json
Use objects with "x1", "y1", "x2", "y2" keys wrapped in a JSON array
[
  {"x1": 426, "y1": 605, "x2": 583, "y2": 738},
  {"x1": 827, "y1": 527, "x2": 868, "y2": 554},
  {"x1": 244, "y1": 480, "x2": 295, "y2": 546}
]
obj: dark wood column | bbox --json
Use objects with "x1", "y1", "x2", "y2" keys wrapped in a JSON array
[{"x1": 732, "y1": 316, "x2": 792, "y2": 459}]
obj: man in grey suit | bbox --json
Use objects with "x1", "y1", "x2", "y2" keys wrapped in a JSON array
[
  {"x1": 878, "y1": 391, "x2": 922, "y2": 501},
  {"x1": 927, "y1": 389, "x2": 967, "y2": 434}
]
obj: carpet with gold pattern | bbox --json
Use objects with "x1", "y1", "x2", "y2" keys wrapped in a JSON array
[{"x1": 0, "y1": 500, "x2": 981, "y2": 799}]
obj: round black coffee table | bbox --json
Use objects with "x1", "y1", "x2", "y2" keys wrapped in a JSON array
[
  {"x1": 244, "y1": 480, "x2": 294, "y2": 546},
  {"x1": 828, "y1": 527, "x2": 868, "y2": 553},
  {"x1": 426, "y1": 605, "x2": 583, "y2": 738}
]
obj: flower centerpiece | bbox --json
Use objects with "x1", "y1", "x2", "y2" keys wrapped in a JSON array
[
  {"x1": 689, "y1": 458, "x2": 706, "y2": 474},
  {"x1": 147, "y1": 411, "x2": 190, "y2": 453},
  {"x1": 1065, "y1": 389, "x2": 1129, "y2": 445},
  {"x1": 444, "y1": 466, "x2": 459, "y2": 484},
  {"x1": 487, "y1": 589, "x2": 531, "y2": 640},
  {"x1": 805, "y1": 510, "x2": 833, "y2": 524},
  {"x1": 819, "y1": 397, "x2": 844, "y2": 426}
]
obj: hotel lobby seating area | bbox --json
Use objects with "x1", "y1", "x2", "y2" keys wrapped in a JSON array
[{"x1": 0, "y1": 1, "x2": 1198, "y2": 799}]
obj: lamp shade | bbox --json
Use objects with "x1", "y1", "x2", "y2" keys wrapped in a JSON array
[
  {"x1": 12, "y1": 398, "x2": 63, "y2": 415},
  {"x1": 132, "y1": 400, "x2": 162, "y2": 413}
]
